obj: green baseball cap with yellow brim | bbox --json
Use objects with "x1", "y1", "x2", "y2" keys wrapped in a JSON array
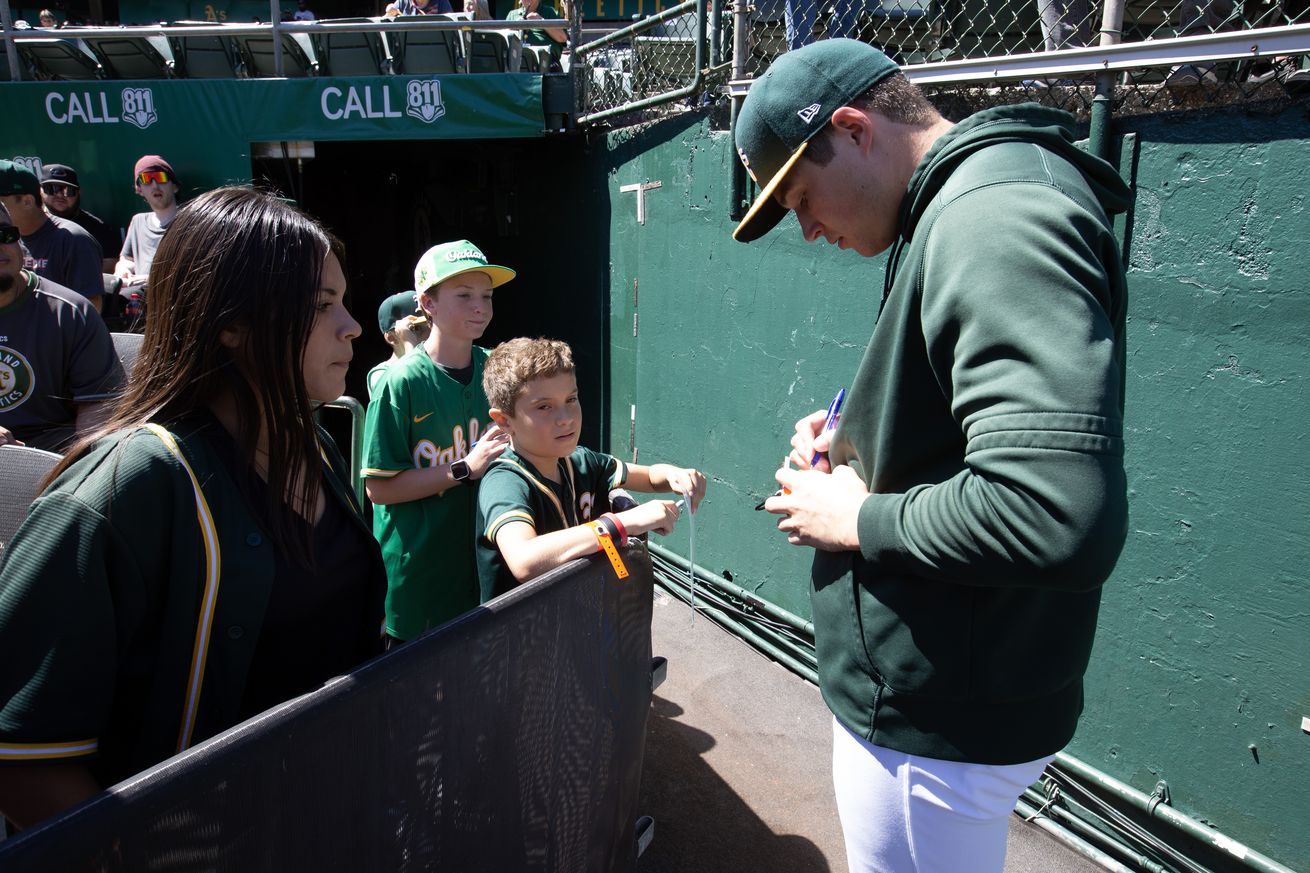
[
  {"x1": 732, "y1": 39, "x2": 900, "y2": 243},
  {"x1": 414, "y1": 239, "x2": 516, "y2": 295}
]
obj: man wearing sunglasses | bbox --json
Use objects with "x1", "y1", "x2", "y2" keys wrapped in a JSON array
[
  {"x1": 0, "y1": 200, "x2": 123, "y2": 452},
  {"x1": 0, "y1": 161, "x2": 104, "y2": 314},
  {"x1": 114, "y1": 155, "x2": 182, "y2": 290},
  {"x1": 40, "y1": 164, "x2": 120, "y2": 273}
]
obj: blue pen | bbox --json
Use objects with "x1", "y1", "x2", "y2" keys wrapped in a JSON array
[
  {"x1": 810, "y1": 387, "x2": 846, "y2": 468},
  {"x1": 755, "y1": 387, "x2": 845, "y2": 510}
]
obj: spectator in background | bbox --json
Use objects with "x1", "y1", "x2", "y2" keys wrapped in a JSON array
[
  {"x1": 115, "y1": 155, "x2": 181, "y2": 290},
  {"x1": 508, "y1": 0, "x2": 567, "y2": 63},
  {"x1": 40, "y1": 164, "x2": 120, "y2": 274},
  {"x1": 367, "y1": 291, "x2": 430, "y2": 398},
  {"x1": 0, "y1": 201, "x2": 122, "y2": 453},
  {"x1": 0, "y1": 161, "x2": 104, "y2": 312},
  {"x1": 38, "y1": 8, "x2": 58, "y2": 26},
  {"x1": 785, "y1": 0, "x2": 858, "y2": 52},
  {"x1": 294, "y1": 0, "x2": 316, "y2": 20},
  {"x1": 384, "y1": 0, "x2": 454, "y2": 17},
  {"x1": 464, "y1": 0, "x2": 490, "y2": 18},
  {"x1": 1037, "y1": 0, "x2": 1092, "y2": 52}
]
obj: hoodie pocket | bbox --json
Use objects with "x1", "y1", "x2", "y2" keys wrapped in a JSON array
[{"x1": 853, "y1": 566, "x2": 972, "y2": 699}]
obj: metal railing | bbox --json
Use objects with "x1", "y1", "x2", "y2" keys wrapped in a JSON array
[
  {"x1": 574, "y1": 0, "x2": 1310, "y2": 123},
  {"x1": 0, "y1": 3, "x2": 567, "y2": 79}
]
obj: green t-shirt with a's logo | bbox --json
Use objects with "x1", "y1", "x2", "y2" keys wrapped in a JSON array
[
  {"x1": 361, "y1": 346, "x2": 492, "y2": 640},
  {"x1": 0, "y1": 271, "x2": 122, "y2": 452}
]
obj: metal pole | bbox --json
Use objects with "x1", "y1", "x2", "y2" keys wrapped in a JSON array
[
  {"x1": 1, "y1": 0, "x2": 23, "y2": 81},
  {"x1": 271, "y1": 0, "x2": 284, "y2": 77},
  {"x1": 648, "y1": 542, "x2": 815, "y2": 637},
  {"x1": 1052, "y1": 755, "x2": 1301, "y2": 873},
  {"x1": 1089, "y1": 0, "x2": 1125, "y2": 162},
  {"x1": 727, "y1": 0, "x2": 751, "y2": 220},
  {"x1": 1013, "y1": 798, "x2": 1135, "y2": 872}
]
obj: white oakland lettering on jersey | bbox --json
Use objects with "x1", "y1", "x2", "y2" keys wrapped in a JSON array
[
  {"x1": 411, "y1": 418, "x2": 485, "y2": 468},
  {"x1": 579, "y1": 491, "x2": 594, "y2": 521}
]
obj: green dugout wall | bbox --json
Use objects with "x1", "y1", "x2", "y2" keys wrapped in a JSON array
[{"x1": 599, "y1": 105, "x2": 1309, "y2": 868}]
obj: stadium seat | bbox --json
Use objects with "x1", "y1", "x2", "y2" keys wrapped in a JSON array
[
  {"x1": 387, "y1": 15, "x2": 461, "y2": 75},
  {"x1": 17, "y1": 38, "x2": 104, "y2": 80},
  {"x1": 311, "y1": 17, "x2": 393, "y2": 76},
  {"x1": 466, "y1": 29, "x2": 517, "y2": 72},
  {"x1": 82, "y1": 32, "x2": 177, "y2": 78},
  {"x1": 110, "y1": 331, "x2": 146, "y2": 379},
  {"x1": 166, "y1": 25, "x2": 243, "y2": 78},
  {"x1": 231, "y1": 30, "x2": 320, "y2": 77},
  {"x1": 520, "y1": 43, "x2": 540, "y2": 72},
  {"x1": 0, "y1": 446, "x2": 61, "y2": 553}
]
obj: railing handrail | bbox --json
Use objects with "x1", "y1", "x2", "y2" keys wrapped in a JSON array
[
  {"x1": 6, "y1": 17, "x2": 564, "y2": 41},
  {"x1": 899, "y1": 22, "x2": 1310, "y2": 85}
]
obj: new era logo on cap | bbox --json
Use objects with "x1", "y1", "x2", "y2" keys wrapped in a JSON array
[{"x1": 797, "y1": 103, "x2": 823, "y2": 124}]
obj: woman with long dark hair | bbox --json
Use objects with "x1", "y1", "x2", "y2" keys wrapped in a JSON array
[{"x1": 0, "y1": 187, "x2": 385, "y2": 829}]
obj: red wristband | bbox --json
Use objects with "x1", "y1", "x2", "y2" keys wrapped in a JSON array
[{"x1": 601, "y1": 512, "x2": 627, "y2": 545}]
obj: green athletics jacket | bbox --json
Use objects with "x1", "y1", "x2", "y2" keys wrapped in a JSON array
[
  {"x1": 0, "y1": 416, "x2": 377, "y2": 787},
  {"x1": 817, "y1": 104, "x2": 1132, "y2": 765}
]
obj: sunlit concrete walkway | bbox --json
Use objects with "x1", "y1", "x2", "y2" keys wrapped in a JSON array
[{"x1": 638, "y1": 586, "x2": 1105, "y2": 873}]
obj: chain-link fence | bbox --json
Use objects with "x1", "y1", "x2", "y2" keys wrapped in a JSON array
[{"x1": 575, "y1": 0, "x2": 1310, "y2": 123}]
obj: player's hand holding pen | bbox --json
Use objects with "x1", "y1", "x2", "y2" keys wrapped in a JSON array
[{"x1": 761, "y1": 389, "x2": 869, "y2": 552}]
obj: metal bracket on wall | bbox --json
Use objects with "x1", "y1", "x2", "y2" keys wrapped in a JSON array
[{"x1": 620, "y1": 180, "x2": 663, "y2": 225}]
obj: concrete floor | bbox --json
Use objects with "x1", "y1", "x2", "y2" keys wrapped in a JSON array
[{"x1": 637, "y1": 587, "x2": 1106, "y2": 873}]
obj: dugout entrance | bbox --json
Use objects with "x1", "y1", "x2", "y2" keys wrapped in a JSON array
[{"x1": 252, "y1": 133, "x2": 612, "y2": 449}]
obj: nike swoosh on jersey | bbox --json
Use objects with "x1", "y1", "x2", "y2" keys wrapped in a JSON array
[{"x1": 413, "y1": 412, "x2": 435, "y2": 423}]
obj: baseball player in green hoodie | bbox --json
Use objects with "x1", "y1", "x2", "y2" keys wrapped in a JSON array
[{"x1": 738, "y1": 41, "x2": 1131, "y2": 873}]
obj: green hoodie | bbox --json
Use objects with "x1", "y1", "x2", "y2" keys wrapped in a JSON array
[{"x1": 816, "y1": 104, "x2": 1131, "y2": 765}]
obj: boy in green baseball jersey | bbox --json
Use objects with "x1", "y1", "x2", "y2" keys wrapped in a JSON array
[
  {"x1": 361, "y1": 241, "x2": 513, "y2": 642},
  {"x1": 476, "y1": 337, "x2": 707, "y2": 601},
  {"x1": 366, "y1": 290, "x2": 430, "y2": 399}
]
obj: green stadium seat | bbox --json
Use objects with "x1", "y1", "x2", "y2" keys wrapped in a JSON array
[
  {"x1": 166, "y1": 25, "x2": 242, "y2": 78},
  {"x1": 231, "y1": 30, "x2": 320, "y2": 77},
  {"x1": 311, "y1": 17, "x2": 394, "y2": 76},
  {"x1": 82, "y1": 33, "x2": 177, "y2": 79},
  {"x1": 387, "y1": 15, "x2": 462, "y2": 75},
  {"x1": 17, "y1": 38, "x2": 104, "y2": 80}
]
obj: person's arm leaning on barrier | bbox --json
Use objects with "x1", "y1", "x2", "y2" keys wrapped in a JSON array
[
  {"x1": 483, "y1": 460, "x2": 704, "y2": 584},
  {"x1": 771, "y1": 183, "x2": 1127, "y2": 591}
]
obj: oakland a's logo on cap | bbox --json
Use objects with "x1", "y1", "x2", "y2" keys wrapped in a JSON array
[
  {"x1": 0, "y1": 346, "x2": 35, "y2": 412},
  {"x1": 737, "y1": 147, "x2": 758, "y2": 183}
]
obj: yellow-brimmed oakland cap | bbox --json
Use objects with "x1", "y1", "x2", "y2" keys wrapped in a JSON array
[
  {"x1": 414, "y1": 239, "x2": 516, "y2": 294},
  {"x1": 732, "y1": 40, "x2": 900, "y2": 243}
]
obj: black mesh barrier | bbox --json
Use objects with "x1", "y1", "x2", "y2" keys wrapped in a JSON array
[{"x1": 0, "y1": 547, "x2": 654, "y2": 872}]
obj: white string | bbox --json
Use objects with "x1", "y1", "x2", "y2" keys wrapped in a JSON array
[{"x1": 681, "y1": 493, "x2": 696, "y2": 625}]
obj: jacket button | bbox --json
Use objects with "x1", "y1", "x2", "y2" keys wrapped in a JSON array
[
  {"x1": 227, "y1": 626, "x2": 244, "y2": 640},
  {"x1": 246, "y1": 532, "x2": 263, "y2": 547}
]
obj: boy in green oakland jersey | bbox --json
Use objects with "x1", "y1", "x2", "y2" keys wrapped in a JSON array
[
  {"x1": 475, "y1": 337, "x2": 707, "y2": 601},
  {"x1": 361, "y1": 241, "x2": 513, "y2": 642}
]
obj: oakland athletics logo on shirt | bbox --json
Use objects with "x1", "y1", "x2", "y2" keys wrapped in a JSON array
[{"x1": 0, "y1": 345, "x2": 34, "y2": 411}]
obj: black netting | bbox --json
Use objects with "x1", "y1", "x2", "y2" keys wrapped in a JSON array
[{"x1": 0, "y1": 548, "x2": 654, "y2": 872}]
